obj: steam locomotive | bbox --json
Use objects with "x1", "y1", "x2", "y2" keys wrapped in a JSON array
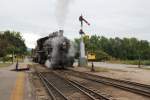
[{"x1": 33, "y1": 30, "x2": 74, "y2": 69}]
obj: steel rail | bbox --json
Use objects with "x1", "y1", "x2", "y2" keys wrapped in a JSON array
[
  {"x1": 69, "y1": 80, "x2": 111, "y2": 100},
  {"x1": 39, "y1": 72, "x2": 69, "y2": 100},
  {"x1": 66, "y1": 70, "x2": 150, "y2": 97},
  {"x1": 38, "y1": 73, "x2": 56, "y2": 100},
  {"x1": 53, "y1": 71, "x2": 105, "y2": 100}
]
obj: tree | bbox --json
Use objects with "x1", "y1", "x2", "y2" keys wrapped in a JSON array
[
  {"x1": 74, "y1": 35, "x2": 150, "y2": 61},
  {"x1": 0, "y1": 30, "x2": 27, "y2": 61},
  {"x1": 0, "y1": 40, "x2": 9, "y2": 57}
]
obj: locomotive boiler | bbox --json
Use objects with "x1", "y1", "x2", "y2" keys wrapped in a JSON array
[{"x1": 34, "y1": 30, "x2": 74, "y2": 69}]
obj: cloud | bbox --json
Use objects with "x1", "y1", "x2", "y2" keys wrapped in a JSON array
[
  {"x1": 0, "y1": 0, "x2": 150, "y2": 48},
  {"x1": 22, "y1": 33, "x2": 41, "y2": 48}
]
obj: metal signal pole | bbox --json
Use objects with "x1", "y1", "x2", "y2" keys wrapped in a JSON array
[{"x1": 78, "y1": 15, "x2": 90, "y2": 67}]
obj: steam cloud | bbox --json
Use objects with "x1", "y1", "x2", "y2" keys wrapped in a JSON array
[
  {"x1": 44, "y1": 34, "x2": 75, "y2": 68},
  {"x1": 55, "y1": 0, "x2": 72, "y2": 27}
]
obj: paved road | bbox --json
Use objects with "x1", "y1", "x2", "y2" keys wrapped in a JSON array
[
  {"x1": 89, "y1": 62, "x2": 137, "y2": 69},
  {"x1": 0, "y1": 64, "x2": 17, "y2": 100},
  {"x1": 74, "y1": 61, "x2": 150, "y2": 71},
  {"x1": 0, "y1": 58, "x2": 33, "y2": 100},
  {"x1": 89, "y1": 62, "x2": 150, "y2": 70}
]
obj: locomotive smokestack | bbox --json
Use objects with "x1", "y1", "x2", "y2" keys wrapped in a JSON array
[{"x1": 58, "y1": 30, "x2": 64, "y2": 37}]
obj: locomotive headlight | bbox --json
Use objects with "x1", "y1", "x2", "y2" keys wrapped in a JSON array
[
  {"x1": 62, "y1": 42, "x2": 67, "y2": 48},
  {"x1": 60, "y1": 41, "x2": 70, "y2": 51},
  {"x1": 63, "y1": 42, "x2": 66, "y2": 46}
]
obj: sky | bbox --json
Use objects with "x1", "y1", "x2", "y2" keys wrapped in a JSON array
[{"x1": 0, "y1": 0, "x2": 150, "y2": 48}]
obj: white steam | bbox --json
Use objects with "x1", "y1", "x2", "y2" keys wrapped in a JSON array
[
  {"x1": 55, "y1": 0, "x2": 73, "y2": 27},
  {"x1": 68, "y1": 41, "x2": 76, "y2": 57},
  {"x1": 45, "y1": 60, "x2": 51, "y2": 68},
  {"x1": 44, "y1": 34, "x2": 76, "y2": 68}
]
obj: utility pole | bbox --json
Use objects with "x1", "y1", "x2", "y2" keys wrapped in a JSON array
[
  {"x1": 138, "y1": 41, "x2": 141, "y2": 68},
  {"x1": 12, "y1": 51, "x2": 14, "y2": 64},
  {"x1": 138, "y1": 54, "x2": 141, "y2": 68},
  {"x1": 78, "y1": 15, "x2": 90, "y2": 67},
  {"x1": 91, "y1": 41, "x2": 95, "y2": 72}
]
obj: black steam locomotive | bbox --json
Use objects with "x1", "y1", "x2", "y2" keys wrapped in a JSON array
[{"x1": 33, "y1": 30, "x2": 74, "y2": 69}]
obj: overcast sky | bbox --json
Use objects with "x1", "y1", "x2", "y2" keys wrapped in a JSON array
[{"x1": 0, "y1": 0, "x2": 150, "y2": 48}]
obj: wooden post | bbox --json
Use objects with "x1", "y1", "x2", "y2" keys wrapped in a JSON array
[
  {"x1": 138, "y1": 55, "x2": 141, "y2": 68},
  {"x1": 12, "y1": 51, "x2": 14, "y2": 64},
  {"x1": 91, "y1": 61, "x2": 95, "y2": 72}
]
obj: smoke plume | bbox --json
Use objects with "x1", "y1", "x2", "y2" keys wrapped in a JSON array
[
  {"x1": 55, "y1": 0, "x2": 72, "y2": 27},
  {"x1": 44, "y1": 34, "x2": 75, "y2": 68}
]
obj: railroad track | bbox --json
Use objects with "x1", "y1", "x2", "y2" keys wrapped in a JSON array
[
  {"x1": 60, "y1": 70, "x2": 150, "y2": 97},
  {"x1": 38, "y1": 71, "x2": 111, "y2": 100},
  {"x1": 68, "y1": 80, "x2": 112, "y2": 100},
  {"x1": 38, "y1": 72, "x2": 68, "y2": 100}
]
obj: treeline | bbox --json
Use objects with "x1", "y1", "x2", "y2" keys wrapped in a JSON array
[
  {"x1": 75, "y1": 35, "x2": 150, "y2": 60},
  {"x1": 0, "y1": 31, "x2": 27, "y2": 59}
]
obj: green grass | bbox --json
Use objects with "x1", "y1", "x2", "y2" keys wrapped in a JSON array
[
  {"x1": 0, "y1": 57, "x2": 24, "y2": 63},
  {"x1": 0, "y1": 63, "x2": 12, "y2": 68},
  {"x1": 141, "y1": 68, "x2": 150, "y2": 70}
]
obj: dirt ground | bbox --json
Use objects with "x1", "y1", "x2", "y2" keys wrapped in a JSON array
[
  {"x1": 70, "y1": 65, "x2": 150, "y2": 100},
  {"x1": 67, "y1": 75, "x2": 149, "y2": 100},
  {"x1": 72, "y1": 65, "x2": 150, "y2": 85},
  {"x1": 31, "y1": 63, "x2": 150, "y2": 100}
]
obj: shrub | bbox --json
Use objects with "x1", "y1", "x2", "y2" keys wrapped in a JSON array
[{"x1": 95, "y1": 51, "x2": 111, "y2": 61}]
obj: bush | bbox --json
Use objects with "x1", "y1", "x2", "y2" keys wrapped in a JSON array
[
  {"x1": 95, "y1": 51, "x2": 111, "y2": 61},
  {"x1": 0, "y1": 57, "x2": 2, "y2": 61},
  {"x1": 2, "y1": 57, "x2": 12, "y2": 62}
]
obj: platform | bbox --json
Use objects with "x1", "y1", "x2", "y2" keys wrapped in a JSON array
[{"x1": 0, "y1": 59, "x2": 33, "y2": 100}]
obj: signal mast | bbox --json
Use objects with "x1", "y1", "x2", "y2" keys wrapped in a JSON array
[{"x1": 79, "y1": 15, "x2": 90, "y2": 67}]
